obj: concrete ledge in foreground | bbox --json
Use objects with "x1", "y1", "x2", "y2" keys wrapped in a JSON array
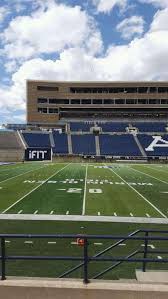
[{"x1": 0, "y1": 277, "x2": 168, "y2": 299}]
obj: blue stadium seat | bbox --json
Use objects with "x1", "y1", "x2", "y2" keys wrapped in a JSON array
[
  {"x1": 132, "y1": 122, "x2": 166, "y2": 132},
  {"x1": 70, "y1": 122, "x2": 92, "y2": 132},
  {"x1": 138, "y1": 134, "x2": 168, "y2": 156},
  {"x1": 71, "y1": 135, "x2": 96, "y2": 155},
  {"x1": 52, "y1": 131, "x2": 68, "y2": 154},
  {"x1": 97, "y1": 122, "x2": 128, "y2": 132},
  {"x1": 99, "y1": 134, "x2": 142, "y2": 156},
  {"x1": 23, "y1": 133, "x2": 51, "y2": 147}
]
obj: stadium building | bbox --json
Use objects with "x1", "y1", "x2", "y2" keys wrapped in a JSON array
[{"x1": 27, "y1": 80, "x2": 168, "y2": 126}]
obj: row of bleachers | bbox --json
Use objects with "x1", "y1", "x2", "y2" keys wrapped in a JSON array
[
  {"x1": 132, "y1": 122, "x2": 166, "y2": 132},
  {"x1": 99, "y1": 134, "x2": 141, "y2": 156},
  {"x1": 72, "y1": 135, "x2": 96, "y2": 155},
  {"x1": 70, "y1": 122, "x2": 168, "y2": 132},
  {"x1": 70, "y1": 122, "x2": 92, "y2": 132},
  {"x1": 52, "y1": 131, "x2": 68, "y2": 154},
  {"x1": 138, "y1": 134, "x2": 168, "y2": 156},
  {"x1": 22, "y1": 132, "x2": 51, "y2": 148},
  {"x1": 22, "y1": 131, "x2": 168, "y2": 157}
]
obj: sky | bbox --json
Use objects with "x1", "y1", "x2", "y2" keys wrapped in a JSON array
[{"x1": 0, "y1": 0, "x2": 168, "y2": 125}]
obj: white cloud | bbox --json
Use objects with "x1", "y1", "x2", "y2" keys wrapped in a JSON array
[
  {"x1": 91, "y1": 0, "x2": 127, "y2": 13},
  {"x1": 150, "y1": 8, "x2": 168, "y2": 31},
  {"x1": 116, "y1": 15, "x2": 145, "y2": 39},
  {"x1": 138, "y1": 0, "x2": 168, "y2": 8},
  {"x1": 0, "y1": 6, "x2": 10, "y2": 24},
  {"x1": 1, "y1": 2, "x2": 102, "y2": 61}
]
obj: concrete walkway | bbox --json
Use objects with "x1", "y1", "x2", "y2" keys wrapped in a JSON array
[{"x1": 0, "y1": 214, "x2": 167, "y2": 224}]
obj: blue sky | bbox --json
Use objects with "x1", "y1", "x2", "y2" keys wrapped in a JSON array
[{"x1": 0, "y1": 0, "x2": 168, "y2": 125}]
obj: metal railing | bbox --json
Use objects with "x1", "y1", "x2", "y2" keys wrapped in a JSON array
[{"x1": 0, "y1": 229, "x2": 168, "y2": 283}]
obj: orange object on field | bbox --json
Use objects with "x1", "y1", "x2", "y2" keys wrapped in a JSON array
[{"x1": 77, "y1": 238, "x2": 85, "y2": 246}]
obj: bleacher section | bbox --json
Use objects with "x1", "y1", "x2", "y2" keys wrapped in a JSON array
[
  {"x1": 70, "y1": 122, "x2": 92, "y2": 132},
  {"x1": 99, "y1": 134, "x2": 142, "y2": 156},
  {"x1": 52, "y1": 131, "x2": 68, "y2": 154},
  {"x1": 0, "y1": 131, "x2": 23, "y2": 149},
  {"x1": 22, "y1": 132, "x2": 51, "y2": 148},
  {"x1": 97, "y1": 122, "x2": 128, "y2": 132},
  {"x1": 0, "y1": 131, "x2": 25, "y2": 162},
  {"x1": 137, "y1": 134, "x2": 168, "y2": 156},
  {"x1": 132, "y1": 122, "x2": 167, "y2": 132},
  {"x1": 71, "y1": 135, "x2": 96, "y2": 155}
]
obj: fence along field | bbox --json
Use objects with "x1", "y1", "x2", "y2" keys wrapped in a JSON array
[{"x1": 0, "y1": 162, "x2": 167, "y2": 218}]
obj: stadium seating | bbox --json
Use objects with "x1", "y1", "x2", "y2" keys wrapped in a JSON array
[
  {"x1": 0, "y1": 131, "x2": 24, "y2": 149},
  {"x1": 70, "y1": 122, "x2": 92, "y2": 132},
  {"x1": 52, "y1": 131, "x2": 68, "y2": 154},
  {"x1": 97, "y1": 122, "x2": 128, "y2": 132},
  {"x1": 99, "y1": 134, "x2": 142, "y2": 156},
  {"x1": 71, "y1": 134, "x2": 96, "y2": 155},
  {"x1": 22, "y1": 132, "x2": 51, "y2": 147},
  {"x1": 132, "y1": 122, "x2": 166, "y2": 132},
  {"x1": 137, "y1": 134, "x2": 168, "y2": 156}
]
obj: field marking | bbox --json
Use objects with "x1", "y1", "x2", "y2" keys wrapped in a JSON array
[
  {"x1": 114, "y1": 213, "x2": 117, "y2": 216},
  {"x1": 130, "y1": 213, "x2": 133, "y2": 217},
  {"x1": 82, "y1": 164, "x2": 88, "y2": 216},
  {"x1": 34, "y1": 210, "x2": 38, "y2": 214},
  {"x1": 50, "y1": 211, "x2": 54, "y2": 215},
  {"x1": 18, "y1": 210, "x2": 23, "y2": 214},
  {"x1": 157, "y1": 256, "x2": 162, "y2": 260},
  {"x1": 107, "y1": 166, "x2": 167, "y2": 219},
  {"x1": 2, "y1": 163, "x2": 71, "y2": 214},
  {"x1": 24, "y1": 241, "x2": 33, "y2": 244},
  {"x1": 146, "y1": 165, "x2": 168, "y2": 175},
  {"x1": 130, "y1": 166, "x2": 168, "y2": 185},
  {"x1": 48, "y1": 241, "x2": 56, "y2": 244},
  {"x1": 0, "y1": 164, "x2": 50, "y2": 184},
  {"x1": 94, "y1": 242, "x2": 103, "y2": 245},
  {"x1": 146, "y1": 213, "x2": 150, "y2": 218}
]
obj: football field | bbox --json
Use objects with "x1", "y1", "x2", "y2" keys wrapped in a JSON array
[{"x1": 0, "y1": 162, "x2": 168, "y2": 218}]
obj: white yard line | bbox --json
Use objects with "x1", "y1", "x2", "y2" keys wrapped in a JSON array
[
  {"x1": 0, "y1": 164, "x2": 49, "y2": 184},
  {"x1": 107, "y1": 166, "x2": 167, "y2": 219},
  {"x1": 129, "y1": 166, "x2": 168, "y2": 185},
  {"x1": 82, "y1": 164, "x2": 88, "y2": 216},
  {"x1": 2, "y1": 163, "x2": 71, "y2": 214},
  {"x1": 24, "y1": 241, "x2": 33, "y2": 244},
  {"x1": 146, "y1": 165, "x2": 168, "y2": 175}
]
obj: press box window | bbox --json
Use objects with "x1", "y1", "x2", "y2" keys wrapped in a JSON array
[
  {"x1": 49, "y1": 108, "x2": 58, "y2": 113},
  {"x1": 81, "y1": 99, "x2": 91, "y2": 104},
  {"x1": 71, "y1": 99, "x2": 81, "y2": 104},
  {"x1": 104, "y1": 99, "x2": 114, "y2": 104},
  {"x1": 49, "y1": 99, "x2": 69, "y2": 104},
  {"x1": 38, "y1": 108, "x2": 47, "y2": 113},
  {"x1": 37, "y1": 86, "x2": 58, "y2": 91},
  {"x1": 93, "y1": 99, "x2": 103, "y2": 104},
  {"x1": 37, "y1": 98, "x2": 48, "y2": 104}
]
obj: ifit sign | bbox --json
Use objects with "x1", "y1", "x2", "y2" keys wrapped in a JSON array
[{"x1": 25, "y1": 148, "x2": 52, "y2": 161}]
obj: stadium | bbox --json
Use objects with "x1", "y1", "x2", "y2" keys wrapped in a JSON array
[{"x1": 0, "y1": 80, "x2": 168, "y2": 297}]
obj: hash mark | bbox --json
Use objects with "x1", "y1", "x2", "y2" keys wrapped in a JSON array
[
  {"x1": 130, "y1": 213, "x2": 133, "y2": 217},
  {"x1": 50, "y1": 211, "x2": 54, "y2": 214},
  {"x1": 24, "y1": 241, "x2": 33, "y2": 244},
  {"x1": 66, "y1": 211, "x2": 69, "y2": 215},
  {"x1": 146, "y1": 213, "x2": 150, "y2": 217},
  {"x1": 114, "y1": 213, "x2": 117, "y2": 216},
  {"x1": 98, "y1": 212, "x2": 101, "y2": 216},
  {"x1": 48, "y1": 242, "x2": 56, "y2": 244},
  {"x1": 34, "y1": 210, "x2": 38, "y2": 214},
  {"x1": 18, "y1": 210, "x2": 23, "y2": 214}
]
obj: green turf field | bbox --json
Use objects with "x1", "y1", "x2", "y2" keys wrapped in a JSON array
[
  {"x1": 0, "y1": 162, "x2": 167, "y2": 280},
  {"x1": 0, "y1": 162, "x2": 168, "y2": 218}
]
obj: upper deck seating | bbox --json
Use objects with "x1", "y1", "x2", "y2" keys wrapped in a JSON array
[
  {"x1": 97, "y1": 122, "x2": 128, "y2": 132},
  {"x1": 132, "y1": 122, "x2": 166, "y2": 132},
  {"x1": 70, "y1": 122, "x2": 92, "y2": 132}
]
